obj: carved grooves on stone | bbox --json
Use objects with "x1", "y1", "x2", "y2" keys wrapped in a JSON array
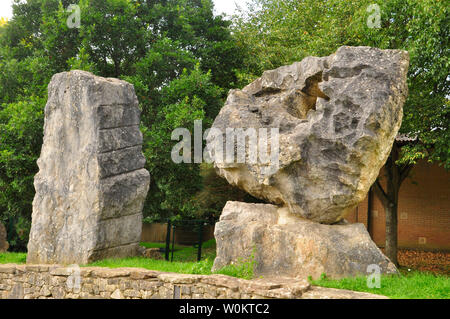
[
  {"x1": 95, "y1": 100, "x2": 146, "y2": 255},
  {"x1": 99, "y1": 144, "x2": 144, "y2": 155},
  {"x1": 95, "y1": 99, "x2": 146, "y2": 257},
  {"x1": 99, "y1": 167, "x2": 146, "y2": 181},
  {"x1": 96, "y1": 102, "x2": 145, "y2": 181},
  {"x1": 99, "y1": 211, "x2": 142, "y2": 223},
  {"x1": 96, "y1": 104, "x2": 141, "y2": 130},
  {"x1": 97, "y1": 111, "x2": 145, "y2": 179},
  {"x1": 98, "y1": 124, "x2": 140, "y2": 131}
]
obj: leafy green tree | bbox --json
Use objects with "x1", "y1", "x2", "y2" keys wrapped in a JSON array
[
  {"x1": 135, "y1": 66, "x2": 223, "y2": 221},
  {"x1": 0, "y1": 47, "x2": 54, "y2": 104},
  {"x1": 0, "y1": 97, "x2": 45, "y2": 251},
  {"x1": 233, "y1": 0, "x2": 361, "y2": 84},
  {"x1": 136, "y1": 0, "x2": 244, "y2": 90},
  {"x1": 128, "y1": 37, "x2": 198, "y2": 124},
  {"x1": 80, "y1": 0, "x2": 147, "y2": 77},
  {"x1": 234, "y1": 0, "x2": 449, "y2": 265},
  {"x1": 0, "y1": 0, "x2": 243, "y2": 247},
  {"x1": 1, "y1": 0, "x2": 44, "y2": 60},
  {"x1": 40, "y1": 0, "x2": 82, "y2": 72}
]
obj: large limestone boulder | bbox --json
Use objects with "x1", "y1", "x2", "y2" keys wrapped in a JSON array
[
  {"x1": 208, "y1": 46, "x2": 409, "y2": 224},
  {"x1": 213, "y1": 202, "x2": 398, "y2": 279},
  {"x1": 0, "y1": 223, "x2": 8, "y2": 252},
  {"x1": 27, "y1": 71, "x2": 150, "y2": 265}
]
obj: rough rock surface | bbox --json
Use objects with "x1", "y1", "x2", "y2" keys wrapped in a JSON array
[
  {"x1": 213, "y1": 202, "x2": 398, "y2": 279},
  {"x1": 208, "y1": 46, "x2": 409, "y2": 224},
  {"x1": 27, "y1": 70, "x2": 150, "y2": 265},
  {"x1": 0, "y1": 223, "x2": 8, "y2": 252}
]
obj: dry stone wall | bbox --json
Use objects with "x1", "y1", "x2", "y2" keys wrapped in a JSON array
[{"x1": 0, "y1": 264, "x2": 386, "y2": 299}]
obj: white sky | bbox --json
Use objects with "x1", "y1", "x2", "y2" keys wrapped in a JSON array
[
  {"x1": 0, "y1": 0, "x2": 248, "y2": 19},
  {"x1": 0, "y1": 0, "x2": 13, "y2": 19},
  {"x1": 213, "y1": 0, "x2": 248, "y2": 16}
]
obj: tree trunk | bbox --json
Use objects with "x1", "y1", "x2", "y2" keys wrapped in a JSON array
[
  {"x1": 373, "y1": 143, "x2": 413, "y2": 267},
  {"x1": 384, "y1": 145, "x2": 400, "y2": 266},
  {"x1": 113, "y1": 55, "x2": 121, "y2": 78},
  {"x1": 385, "y1": 201, "x2": 399, "y2": 265},
  {"x1": 367, "y1": 187, "x2": 373, "y2": 239}
]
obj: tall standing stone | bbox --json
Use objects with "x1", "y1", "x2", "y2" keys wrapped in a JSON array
[{"x1": 27, "y1": 71, "x2": 150, "y2": 265}]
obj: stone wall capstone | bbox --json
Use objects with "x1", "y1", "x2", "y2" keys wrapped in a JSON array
[
  {"x1": 0, "y1": 264, "x2": 387, "y2": 299},
  {"x1": 27, "y1": 70, "x2": 150, "y2": 265}
]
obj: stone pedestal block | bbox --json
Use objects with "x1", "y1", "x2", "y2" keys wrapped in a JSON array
[{"x1": 213, "y1": 202, "x2": 398, "y2": 279}]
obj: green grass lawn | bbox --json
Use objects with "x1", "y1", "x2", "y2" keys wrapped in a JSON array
[
  {"x1": 0, "y1": 251, "x2": 27, "y2": 264},
  {"x1": 310, "y1": 270, "x2": 450, "y2": 299},
  {"x1": 0, "y1": 240, "x2": 254, "y2": 280},
  {"x1": 87, "y1": 240, "x2": 218, "y2": 276},
  {"x1": 139, "y1": 239, "x2": 217, "y2": 263},
  {"x1": 88, "y1": 240, "x2": 255, "y2": 279},
  {"x1": 1, "y1": 244, "x2": 448, "y2": 298}
]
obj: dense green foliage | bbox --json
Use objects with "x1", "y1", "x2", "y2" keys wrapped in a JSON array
[
  {"x1": 0, "y1": 97, "x2": 44, "y2": 250},
  {"x1": 0, "y1": 0, "x2": 244, "y2": 250}
]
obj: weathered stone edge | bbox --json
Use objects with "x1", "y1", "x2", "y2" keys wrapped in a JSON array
[{"x1": 0, "y1": 264, "x2": 388, "y2": 299}]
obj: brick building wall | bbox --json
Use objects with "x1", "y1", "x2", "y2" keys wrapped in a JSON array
[{"x1": 347, "y1": 160, "x2": 450, "y2": 252}]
